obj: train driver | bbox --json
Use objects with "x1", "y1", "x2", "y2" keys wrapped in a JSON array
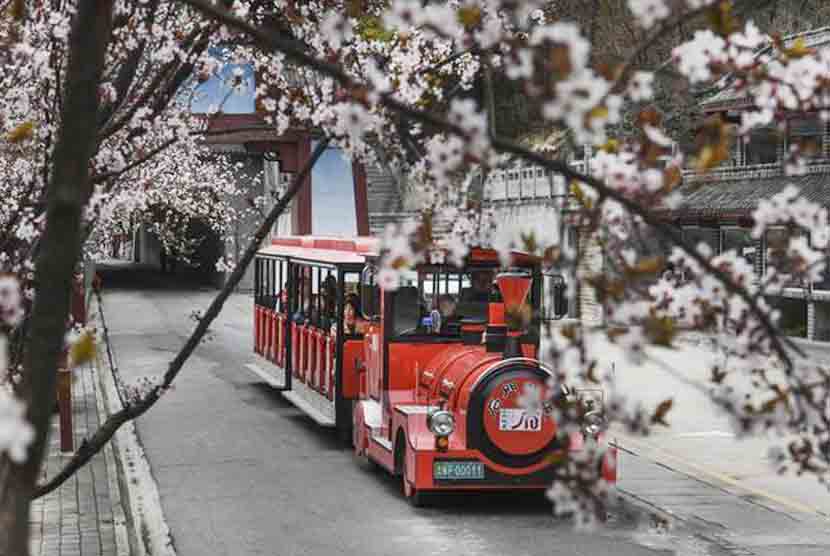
[
  {"x1": 458, "y1": 269, "x2": 498, "y2": 320},
  {"x1": 436, "y1": 293, "x2": 460, "y2": 334}
]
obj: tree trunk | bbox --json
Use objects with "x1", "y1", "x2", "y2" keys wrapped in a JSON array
[{"x1": 0, "y1": 1, "x2": 114, "y2": 554}]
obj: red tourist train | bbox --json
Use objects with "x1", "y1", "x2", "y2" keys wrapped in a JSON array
[{"x1": 250, "y1": 236, "x2": 617, "y2": 504}]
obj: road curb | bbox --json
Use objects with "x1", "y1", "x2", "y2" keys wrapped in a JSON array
[
  {"x1": 90, "y1": 360, "x2": 131, "y2": 556},
  {"x1": 92, "y1": 297, "x2": 177, "y2": 556},
  {"x1": 612, "y1": 431, "x2": 830, "y2": 520}
]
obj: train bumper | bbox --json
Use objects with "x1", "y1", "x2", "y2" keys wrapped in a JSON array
[{"x1": 408, "y1": 445, "x2": 618, "y2": 491}]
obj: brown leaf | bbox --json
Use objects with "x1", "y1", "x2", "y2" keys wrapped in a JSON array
[
  {"x1": 345, "y1": 0, "x2": 363, "y2": 18},
  {"x1": 636, "y1": 107, "x2": 663, "y2": 130},
  {"x1": 607, "y1": 326, "x2": 628, "y2": 342},
  {"x1": 570, "y1": 181, "x2": 593, "y2": 210},
  {"x1": 9, "y1": 0, "x2": 25, "y2": 20},
  {"x1": 644, "y1": 315, "x2": 676, "y2": 348},
  {"x1": 548, "y1": 44, "x2": 572, "y2": 78},
  {"x1": 600, "y1": 138, "x2": 619, "y2": 154},
  {"x1": 585, "y1": 361, "x2": 600, "y2": 384},
  {"x1": 542, "y1": 448, "x2": 569, "y2": 466},
  {"x1": 651, "y1": 398, "x2": 673, "y2": 427},
  {"x1": 457, "y1": 5, "x2": 482, "y2": 29},
  {"x1": 560, "y1": 324, "x2": 578, "y2": 340},
  {"x1": 706, "y1": 1, "x2": 736, "y2": 37},
  {"x1": 663, "y1": 165, "x2": 682, "y2": 191},
  {"x1": 6, "y1": 121, "x2": 34, "y2": 143},
  {"x1": 693, "y1": 116, "x2": 732, "y2": 171},
  {"x1": 783, "y1": 37, "x2": 814, "y2": 59},
  {"x1": 629, "y1": 256, "x2": 663, "y2": 276}
]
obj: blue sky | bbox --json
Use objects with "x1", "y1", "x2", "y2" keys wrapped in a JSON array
[
  {"x1": 189, "y1": 48, "x2": 256, "y2": 113},
  {"x1": 189, "y1": 63, "x2": 256, "y2": 113},
  {"x1": 311, "y1": 145, "x2": 358, "y2": 237}
]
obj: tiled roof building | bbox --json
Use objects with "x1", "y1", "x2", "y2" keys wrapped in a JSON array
[{"x1": 668, "y1": 27, "x2": 830, "y2": 341}]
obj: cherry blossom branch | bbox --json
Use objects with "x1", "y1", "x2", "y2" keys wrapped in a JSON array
[
  {"x1": 98, "y1": 25, "x2": 213, "y2": 141},
  {"x1": 177, "y1": 0, "x2": 803, "y2": 371},
  {"x1": 90, "y1": 137, "x2": 178, "y2": 186},
  {"x1": 32, "y1": 137, "x2": 330, "y2": 499},
  {"x1": 419, "y1": 46, "x2": 480, "y2": 76}
]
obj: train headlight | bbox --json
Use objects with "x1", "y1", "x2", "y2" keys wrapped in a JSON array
[
  {"x1": 581, "y1": 410, "x2": 605, "y2": 438},
  {"x1": 427, "y1": 410, "x2": 455, "y2": 436}
]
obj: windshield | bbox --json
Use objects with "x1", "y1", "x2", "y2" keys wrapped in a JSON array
[{"x1": 391, "y1": 266, "x2": 507, "y2": 337}]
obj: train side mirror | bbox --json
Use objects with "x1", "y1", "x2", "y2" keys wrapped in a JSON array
[
  {"x1": 542, "y1": 272, "x2": 568, "y2": 321},
  {"x1": 360, "y1": 264, "x2": 381, "y2": 321}
]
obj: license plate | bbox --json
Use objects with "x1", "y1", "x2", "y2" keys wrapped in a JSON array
[
  {"x1": 499, "y1": 409, "x2": 542, "y2": 431},
  {"x1": 433, "y1": 461, "x2": 485, "y2": 480}
]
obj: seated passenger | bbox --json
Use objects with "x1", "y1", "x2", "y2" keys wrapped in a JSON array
[
  {"x1": 437, "y1": 294, "x2": 460, "y2": 334},
  {"x1": 277, "y1": 289, "x2": 288, "y2": 313},
  {"x1": 292, "y1": 274, "x2": 313, "y2": 323},
  {"x1": 331, "y1": 294, "x2": 367, "y2": 336},
  {"x1": 321, "y1": 275, "x2": 338, "y2": 328}
]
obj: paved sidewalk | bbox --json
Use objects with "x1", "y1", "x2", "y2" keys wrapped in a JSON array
[
  {"x1": 616, "y1": 440, "x2": 830, "y2": 556},
  {"x1": 29, "y1": 364, "x2": 130, "y2": 556}
]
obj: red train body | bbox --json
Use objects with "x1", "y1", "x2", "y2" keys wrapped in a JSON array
[{"x1": 251, "y1": 236, "x2": 617, "y2": 504}]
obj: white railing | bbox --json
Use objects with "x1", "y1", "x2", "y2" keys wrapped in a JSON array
[
  {"x1": 682, "y1": 160, "x2": 830, "y2": 183},
  {"x1": 483, "y1": 161, "x2": 578, "y2": 202}
]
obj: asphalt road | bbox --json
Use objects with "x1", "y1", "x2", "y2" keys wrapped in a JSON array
[{"x1": 96, "y1": 269, "x2": 830, "y2": 556}]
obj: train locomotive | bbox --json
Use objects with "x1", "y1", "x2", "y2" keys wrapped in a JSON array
[{"x1": 251, "y1": 236, "x2": 617, "y2": 505}]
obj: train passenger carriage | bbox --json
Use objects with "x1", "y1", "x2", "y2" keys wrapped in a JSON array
[{"x1": 250, "y1": 235, "x2": 617, "y2": 505}]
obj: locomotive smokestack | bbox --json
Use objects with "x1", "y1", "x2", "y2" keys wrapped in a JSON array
[{"x1": 495, "y1": 271, "x2": 532, "y2": 359}]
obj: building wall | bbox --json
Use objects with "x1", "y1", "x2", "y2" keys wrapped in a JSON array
[{"x1": 577, "y1": 228, "x2": 605, "y2": 327}]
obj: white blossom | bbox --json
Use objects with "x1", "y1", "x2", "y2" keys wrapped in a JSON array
[
  {"x1": 628, "y1": 0, "x2": 669, "y2": 29},
  {"x1": 628, "y1": 71, "x2": 655, "y2": 102},
  {"x1": 0, "y1": 380, "x2": 34, "y2": 464}
]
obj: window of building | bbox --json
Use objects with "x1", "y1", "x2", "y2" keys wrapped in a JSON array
[
  {"x1": 743, "y1": 128, "x2": 779, "y2": 165},
  {"x1": 722, "y1": 228, "x2": 756, "y2": 270},
  {"x1": 765, "y1": 227, "x2": 807, "y2": 287},
  {"x1": 788, "y1": 116, "x2": 825, "y2": 160},
  {"x1": 682, "y1": 227, "x2": 720, "y2": 257}
]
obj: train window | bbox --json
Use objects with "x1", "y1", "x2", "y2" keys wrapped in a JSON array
[
  {"x1": 391, "y1": 267, "x2": 498, "y2": 337},
  {"x1": 341, "y1": 271, "x2": 365, "y2": 337},
  {"x1": 254, "y1": 257, "x2": 288, "y2": 312},
  {"x1": 291, "y1": 264, "x2": 337, "y2": 329}
]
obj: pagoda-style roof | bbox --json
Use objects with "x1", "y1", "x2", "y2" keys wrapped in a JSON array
[
  {"x1": 666, "y1": 167, "x2": 830, "y2": 222},
  {"x1": 702, "y1": 27, "x2": 830, "y2": 113},
  {"x1": 196, "y1": 113, "x2": 306, "y2": 147}
]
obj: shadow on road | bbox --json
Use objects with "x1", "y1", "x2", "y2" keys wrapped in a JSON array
[{"x1": 95, "y1": 260, "x2": 218, "y2": 292}]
